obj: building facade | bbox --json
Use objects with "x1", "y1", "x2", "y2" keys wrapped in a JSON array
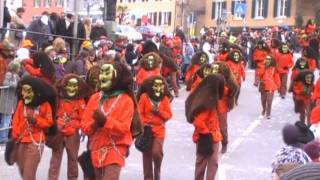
[
  {"x1": 117, "y1": 0, "x2": 177, "y2": 33},
  {"x1": 202, "y1": 0, "x2": 320, "y2": 31}
]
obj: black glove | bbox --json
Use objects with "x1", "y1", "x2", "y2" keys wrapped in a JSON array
[
  {"x1": 92, "y1": 110, "x2": 106, "y2": 128},
  {"x1": 197, "y1": 133, "x2": 213, "y2": 156}
]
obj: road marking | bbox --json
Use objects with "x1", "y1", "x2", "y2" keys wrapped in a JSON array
[{"x1": 218, "y1": 96, "x2": 281, "y2": 179}]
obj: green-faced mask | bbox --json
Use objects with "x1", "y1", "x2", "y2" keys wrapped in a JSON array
[
  {"x1": 99, "y1": 64, "x2": 116, "y2": 91},
  {"x1": 147, "y1": 56, "x2": 155, "y2": 69},
  {"x1": 199, "y1": 55, "x2": 207, "y2": 65},
  {"x1": 65, "y1": 78, "x2": 78, "y2": 97},
  {"x1": 22, "y1": 84, "x2": 34, "y2": 105},
  {"x1": 299, "y1": 60, "x2": 307, "y2": 69},
  {"x1": 305, "y1": 74, "x2": 313, "y2": 85},
  {"x1": 265, "y1": 56, "x2": 272, "y2": 67},
  {"x1": 152, "y1": 79, "x2": 165, "y2": 97},
  {"x1": 234, "y1": 52, "x2": 240, "y2": 62},
  {"x1": 282, "y1": 45, "x2": 289, "y2": 54}
]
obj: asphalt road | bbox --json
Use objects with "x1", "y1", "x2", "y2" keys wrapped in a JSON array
[{"x1": 0, "y1": 68, "x2": 301, "y2": 180}]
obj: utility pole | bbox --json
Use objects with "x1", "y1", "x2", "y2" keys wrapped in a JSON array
[
  {"x1": 0, "y1": 0, "x2": 5, "y2": 29},
  {"x1": 72, "y1": 0, "x2": 80, "y2": 58}
]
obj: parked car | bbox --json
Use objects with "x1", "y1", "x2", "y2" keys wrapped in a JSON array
[
  {"x1": 136, "y1": 25, "x2": 163, "y2": 40},
  {"x1": 115, "y1": 25, "x2": 143, "y2": 41}
]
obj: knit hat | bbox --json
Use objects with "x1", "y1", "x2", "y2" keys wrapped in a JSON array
[
  {"x1": 303, "y1": 140, "x2": 320, "y2": 160},
  {"x1": 282, "y1": 124, "x2": 301, "y2": 145},
  {"x1": 280, "y1": 163, "x2": 320, "y2": 180}
]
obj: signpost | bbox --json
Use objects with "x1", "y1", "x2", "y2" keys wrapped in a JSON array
[{"x1": 234, "y1": 2, "x2": 246, "y2": 16}]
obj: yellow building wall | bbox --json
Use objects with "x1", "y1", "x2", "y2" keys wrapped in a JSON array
[{"x1": 117, "y1": 0, "x2": 177, "y2": 34}]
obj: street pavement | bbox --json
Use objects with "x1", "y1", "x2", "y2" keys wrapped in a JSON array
[{"x1": 0, "y1": 68, "x2": 302, "y2": 180}]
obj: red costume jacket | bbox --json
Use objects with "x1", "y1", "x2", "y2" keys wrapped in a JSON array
[
  {"x1": 136, "y1": 67, "x2": 161, "y2": 86},
  {"x1": 216, "y1": 52, "x2": 228, "y2": 62},
  {"x1": 185, "y1": 64, "x2": 201, "y2": 83},
  {"x1": 276, "y1": 53, "x2": 294, "y2": 74},
  {"x1": 261, "y1": 67, "x2": 281, "y2": 91},
  {"x1": 81, "y1": 92, "x2": 134, "y2": 168},
  {"x1": 12, "y1": 101, "x2": 53, "y2": 143},
  {"x1": 24, "y1": 59, "x2": 52, "y2": 83},
  {"x1": 138, "y1": 93, "x2": 172, "y2": 139},
  {"x1": 217, "y1": 86, "x2": 231, "y2": 114},
  {"x1": 292, "y1": 82, "x2": 314, "y2": 102},
  {"x1": 192, "y1": 108, "x2": 222, "y2": 143},
  {"x1": 306, "y1": 58, "x2": 317, "y2": 72},
  {"x1": 57, "y1": 99, "x2": 86, "y2": 136},
  {"x1": 310, "y1": 106, "x2": 320, "y2": 124},
  {"x1": 226, "y1": 60, "x2": 246, "y2": 85}
]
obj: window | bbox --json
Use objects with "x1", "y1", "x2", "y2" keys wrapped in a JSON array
[
  {"x1": 232, "y1": 0, "x2": 246, "y2": 19},
  {"x1": 274, "y1": 0, "x2": 291, "y2": 18},
  {"x1": 56, "y1": 0, "x2": 64, "y2": 7},
  {"x1": 44, "y1": 0, "x2": 51, "y2": 7},
  {"x1": 33, "y1": 0, "x2": 41, "y2": 7},
  {"x1": 148, "y1": 12, "x2": 157, "y2": 25},
  {"x1": 252, "y1": 0, "x2": 268, "y2": 19},
  {"x1": 159, "y1": 12, "x2": 172, "y2": 26},
  {"x1": 211, "y1": 1, "x2": 227, "y2": 20}
]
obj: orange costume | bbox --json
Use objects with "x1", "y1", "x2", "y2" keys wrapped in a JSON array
[
  {"x1": 226, "y1": 60, "x2": 246, "y2": 85},
  {"x1": 310, "y1": 106, "x2": 320, "y2": 125},
  {"x1": 306, "y1": 23, "x2": 316, "y2": 35},
  {"x1": 216, "y1": 52, "x2": 228, "y2": 62},
  {"x1": 24, "y1": 59, "x2": 52, "y2": 83},
  {"x1": 312, "y1": 78, "x2": 320, "y2": 105},
  {"x1": 306, "y1": 57, "x2": 317, "y2": 72},
  {"x1": 261, "y1": 67, "x2": 281, "y2": 92},
  {"x1": 276, "y1": 53, "x2": 294, "y2": 74},
  {"x1": 217, "y1": 86, "x2": 231, "y2": 114},
  {"x1": 138, "y1": 93, "x2": 172, "y2": 139},
  {"x1": 252, "y1": 49, "x2": 268, "y2": 84},
  {"x1": 185, "y1": 64, "x2": 201, "y2": 83},
  {"x1": 81, "y1": 92, "x2": 134, "y2": 168},
  {"x1": 136, "y1": 68, "x2": 161, "y2": 86},
  {"x1": 12, "y1": 101, "x2": 53, "y2": 142}
]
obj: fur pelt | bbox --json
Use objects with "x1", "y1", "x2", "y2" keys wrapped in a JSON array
[
  {"x1": 185, "y1": 74, "x2": 225, "y2": 123},
  {"x1": 55, "y1": 74, "x2": 90, "y2": 100},
  {"x1": 219, "y1": 42, "x2": 230, "y2": 53},
  {"x1": 214, "y1": 61, "x2": 238, "y2": 110},
  {"x1": 160, "y1": 53, "x2": 178, "y2": 72},
  {"x1": 142, "y1": 40, "x2": 159, "y2": 55},
  {"x1": 271, "y1": 38, "x2": 281, "y2": 49},
  {"x1": 190, "y1": 52, "x2": 209, "y2": 65},
  {"x1": 303, "y1": 47, "x2": 318, "y2": 60},
  {"x1": 227, "y1": 50, "x2": 244, "y2": 63},
  {"x1": 278, "y1": 43, "x2": 292, "y2": 54},
  {"x1": 31, "y1": 52, "x2": 56, "y2": 82},
  {"x1": 139, "y1": 52, "x2": 162, "y2": 70},
  {"x1": 85, "y1": 65, "x2": 100, "y2": 95},
  {"x1": 137, "y1": 75, "x2": 173, "y2": 102},
  {"x1": 254, "y1": 40, "x2": 270, "y2": 51}
]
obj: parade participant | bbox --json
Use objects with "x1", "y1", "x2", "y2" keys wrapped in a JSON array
[
  {"x1": 0, "y1": 40, "x2": 15, "y2": 85},
  {"x1": 226, "y1": 50, "x2": 246, "y2": 105},
  {"x1": 189, "y1": 64, "x2": 216, "y2": 91},
  {"x1": 289, "y1": 70, "x2": 314, "y2": 124},
  {"x1": 214, "y1": 61, "x2": 238, "y2": 153},
  {"x1": 276, "y1": 43, "x2": 294, "y2": 99},
  {"x1": 48, "y1": 74, "x2": 89, "y2": 180},
  {"x1": 259, "y1": 55, "x2": 280, "y2": 119},
  {"x1": 290, "y1": 58, "x2": 309, "y2": 82},
  {"x1": 270, "y1": 38, "x2": 281, "y2": 58},
  {"x1": 11, "y1": 76, "x2": 56, "y2": 180},
  {"x1": 86, "y1": 65, "x2": 101, "y2": 98},
  {"x1": 252, "y1": 40, "x2": 269, "y2": 86},
  {"x1": 216, "y1": 42, "x2": 230, "y2": 62},
  {"x1": 302, "y1": 47, "x2": 317, "y2": 72},
  {"x1": 136, "y1": 52, "x2": 162, "y2": 86},
  {"x1": 305, "y1": 19, "x2": 316, "y2": 35},
  {"x1": 23, "y1": 52, "x2": 56, "y2": 84},
  {"x1": 185, "y1": 74, "x2": 225, "y2": 180},
  {"x1": 137, "y1": 75, "x2": 172, "y2": 180},
  {"x1": 81, "y1": 62, "x2": 138, "y2": 180},
  {"x1": 185, "y1": 52, "x2": 209, "y2": 91}
]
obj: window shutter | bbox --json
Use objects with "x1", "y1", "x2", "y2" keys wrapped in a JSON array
[
  {"x1": 212, "y1": 2, "x2": 216, "y2": 19},
  {"x1": 154, "y1": 12, "x2": 157, "y2": 25},
  {"x1": 286, "y1": 0, "x2": 291, "y2": 17},
  {"x1": 263, "y1": 0, "x2": 268, "y2": 18},
  {"x1": 231, "y1": 1, "x2": 235, "y2": 15},
  {"x1": 168, "y1": 12, "x2": 172, "y2": 26},
  {"x1": 273, "y1": 0, "x2": 278, "y2": 17},
  {"x1": 159, "y1": 12, "x2": 162, "y2": 25},
  {"x1": 251, "y1": 0, "x2": 256, "y2": 18},
  {"x1": 222, "y1": 1, "x2": 227, "y2": 10}
]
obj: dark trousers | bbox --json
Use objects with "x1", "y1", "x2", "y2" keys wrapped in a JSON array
[
  {"x1": 48, "y1": 132, "x2": 80, "y2": 180},
  {"x1": 219, "y1": 113, "x2": 228, "y2": 146},
  {"x1": 261, "y1": 91, "x2": 274, "y2": 116},
  {"x1": 94, "y1": 164, "x2": 121, "y2": 180},
  {"x1": 143, "y1": 138, "x2": 164, "y2": 180},
  {"x1": 280, "y1": 73, "x2": 288, "y2": 97},
  {"x1": 235, "y1": 84, "x2": 241, "y2": 105},
  {"x1": 195, "y1": 143, "x2": 220, "y2": 180},
  {"x1": 17, "y1": 142, "x2": 44, "y2": 180},
  {"x1": 294, "y1": 98, "x2": 311, "y2": 124}
]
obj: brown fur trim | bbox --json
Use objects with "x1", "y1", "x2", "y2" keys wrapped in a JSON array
[
  {"x1": 137, "y1": 75, "x2": 173, "y2": 102},
  {"x1": 31, "y1": 52, "x2": 56, "y2": 82},
  {"x1": 293, "y1": 57, "x2": 309, "y2": 70},
  {"x1": 139, "y1": 52, "x2": 162, "y2": 70},
  {"x1": 142, "y1": 40, "x2": 159, "y2": 55},
  {"x1": 55, "y1": 74, "x2": 90, "y2": 99},
  {"x1": 190, "y1": 52, "x2": 209, "y2": 65},
  {"x1": 214, "y1": 61, "x2": 238, "y2": 110},
  {"x1": 85, "y1": 65, "x2": 100, "y2": 95},
  {"x1": 227, "y1": 49, "x2": 244, "y2": 64},
  {"x1": 185, "y1": 74, "x2": 225, "y2": 123},
  {"x1": 160, "y1": 53, "x2": 178, "y2": 72},
  {"x1": 294, "y1": 70, "x2": 314, "y2": 85}
]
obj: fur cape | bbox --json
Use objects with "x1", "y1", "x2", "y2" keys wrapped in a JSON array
[
  {"x1": 294, "y1": 70, "x2": 314, "y2": 85},
  {"x1": 137, "y1": 75, "x2": 173, "y2": 102},
  {"x1": 219, "y1": 42, "x2": 230, "y2": 53},
  {"x1": 139, "y1": 52, "x2": 162, "y2": 70},
  {"x1": 190, "y1": 51, "x2": 209, "y2": 66},
  {"x1": 293, "y1": 57, "x2": 309, "y2": 70},
  {"x1": 85, "y1": 65, "x2": 100, "y2": 95},
  {"x1": 278, "y1": 43, "x2": 292, "y2": 54},
  {"x1": 254, "y1": 40, "x2": 270, "y2": 52},
  {"x1": 214, "y1": 61, "x2": 239, "y2": 110},
  {"x1": 31, "y1": 52, "x2": 56, "y2": 82},
  {"x1": 55, "y1": 74, "x2": 90, "y2": 100},
  {"x1": 185, "y1": 74, "x2": 225, "y2": 123},
  {"x1": 303, "y1": 47, "x2": 318, "y2": 60},
  {"x1": 271, "y1": 38, "x2": 281, "y2": 49}
]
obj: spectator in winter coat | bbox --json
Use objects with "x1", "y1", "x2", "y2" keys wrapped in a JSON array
[
  {"x1": 90, "y1": 20, "x2": 108, "y2": 42},
  {"x1": 9, "y1": 7, "x2": 25, "y2": 47},
  {"x1": 26, "y1": 12, "x2": 52, "y2": 49},
  {"x1": 1, "y1": 6, "x2": 11, "y2": 40},
  {"x1": 56, "y1": 13, "x2": 68, "y2": 37}
]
